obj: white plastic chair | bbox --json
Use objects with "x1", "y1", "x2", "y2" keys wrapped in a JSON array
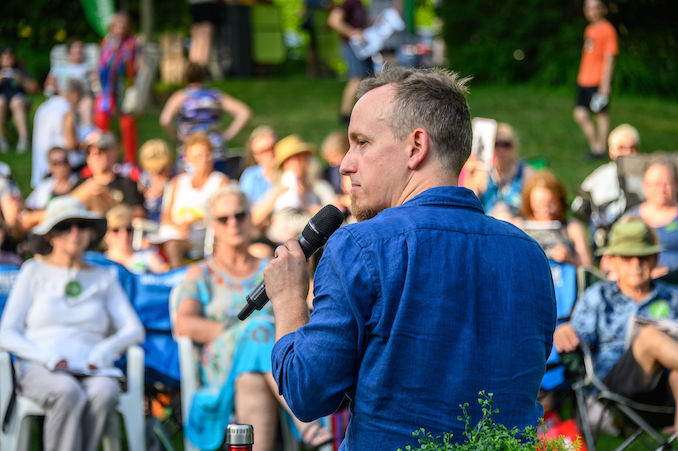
[{"x1": 0, "y1": 346, "x2": 146, "y2": 451}]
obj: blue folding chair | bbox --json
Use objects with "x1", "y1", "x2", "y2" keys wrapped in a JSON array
[
  {"x1": 0, "y1": 263, "x2": 21, "y2": 318},
  {"x1": 541, "y1": 260, "x2": 578, "y2": 390},
  {"x1": 84, "y1": 252, "x2": 186, "y2": 388}
]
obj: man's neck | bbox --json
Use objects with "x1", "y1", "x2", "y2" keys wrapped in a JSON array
[
  {"x1": 394, "y1": 168, "x2": 458, "y2": 208},
  {"x1": 92, "y1": 171, "x2": 115, "y2": 184},
  {"x1": 618, "y1": 281, "x2": 653, "y2": 302}
]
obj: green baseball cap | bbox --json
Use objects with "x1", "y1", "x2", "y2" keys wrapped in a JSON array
[{"x1": 596, "y1": 219, "x2": 663, "y2": 257}]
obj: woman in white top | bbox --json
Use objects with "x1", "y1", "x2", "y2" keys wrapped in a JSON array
[
  {"x1": 0, "y1": 195, "x2": 144, "y2": 451},
  {"x1": 160, "y1": 132, "x2": 228, "y2": 267}
]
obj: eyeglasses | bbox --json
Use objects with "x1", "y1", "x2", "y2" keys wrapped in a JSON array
[
  {"x1": 52, "y1": 219, "x2": 92, "y2": 234},
  {"x1": 214, "y1": 211, "x2": 248, "y2": 224},
  {"x1": 110, "y1": 226, "x2": 133, "y2": 234},
  {"x1": 49, "y1": 159, "x2": 69, "y2": 166},
  {"x1": 495, "y1": 141, "x2": 514, "y2": 149}
]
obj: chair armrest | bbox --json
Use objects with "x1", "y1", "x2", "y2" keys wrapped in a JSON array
[
  {"x1": 125, "y1": 345, "x2": 145, "y2": 398},
  {"x1": 177, "y1": 336, "x2": 198, "y2": 425}
]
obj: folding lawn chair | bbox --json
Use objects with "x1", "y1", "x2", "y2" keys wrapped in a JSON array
[{"x1": 572, "y1": 342, "x2": 677, "y2": 451}]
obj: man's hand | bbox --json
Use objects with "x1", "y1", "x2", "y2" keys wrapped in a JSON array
[
  {"x1": 553, "y1": 322, "x2": 580, "y2": 353},
  {"x1": 265, "y1": 239, "x2": 311, "y2": 340}
]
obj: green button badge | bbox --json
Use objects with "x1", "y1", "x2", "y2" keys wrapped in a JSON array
[{"x1": 649, "y1": 300, "x2": 670, "y2": 318}]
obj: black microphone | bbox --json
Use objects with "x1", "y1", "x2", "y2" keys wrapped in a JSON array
[{"x1": 237, "y1": 205, "x2": 344, "y2": 321}]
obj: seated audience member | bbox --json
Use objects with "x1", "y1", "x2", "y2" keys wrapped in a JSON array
[
  {"x1": 138, "y1": 139, "x2": 174, "y2": 223},
  {"x1": 320, "y1": 130, "x2": 349, "y2": 194},
  {"x1": 26, "y1": 146, "x2": 78, "y2": 211},
  {"x1": 71, "y1": 130, "x2": 145, "y2": 217},
  {"x1": 463, "y1": 123, "x2": 534, "y2": 217},
  {"x1": 44, "y1": 38, "x2": 97, "y2": 127},
  {"x1": 554, "y1": 219, "x2": 678, "y2": 432},
  {"x1": 32, "y1": 78, "x2": 84, "y2": 187},
  {"x1": 0, "y1": 46, "x2": 39, "y2": 153},
  {"x1": 172, "y1": 184, "x2": 332, "y2": 451},
  {"x1": 623, "y1": 157, "x2": 678, "y2": 276},
  {"x1": 0, "y1": 195, "x2": 145, "y2": 450},
  {"x1": 251, "y1": 135, "x2": 335, "y2": 242},
  {"x1": 239, "y1": 125, "x2": 278, "y2": 205},
  {"x1": 572, "y1": 123, "x2": 641, "y2": 251},
  {"x1": 104, "y1": 204, "x2": 168, "y2": 274},
  {"x1": 160, "y1": 132, "x2": 228, "y2": 268},
  {"x1": 159, "y1": 62, "x2": 251, "y2": 173},
  {"x1": 520, "y1": 170, "x2": 593, "y2": 267}
]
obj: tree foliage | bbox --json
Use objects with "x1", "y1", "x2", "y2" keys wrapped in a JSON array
[{"x1": 438, "y1": 0, "x2": 677, "y2": 98}]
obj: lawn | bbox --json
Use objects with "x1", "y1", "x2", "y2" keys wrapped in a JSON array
[{"x1": 3, "y1": 74, "x2": 678, "y2": 198}]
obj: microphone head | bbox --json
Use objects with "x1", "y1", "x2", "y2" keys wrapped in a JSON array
[{"x1": 302, "y1": 205, "x2": 345, "y2": 249}]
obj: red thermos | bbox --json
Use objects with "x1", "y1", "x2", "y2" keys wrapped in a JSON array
[{"x1": 225, "y1": 424, "x2": 254, "y2": 450}]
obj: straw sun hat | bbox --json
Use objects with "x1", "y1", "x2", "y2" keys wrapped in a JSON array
[
  {"x1": 274, "y1": 135, "x2": 315, "y2": 168},
  {"x1": 29, "y1": 196, "x2": 107, "y2": 255}
]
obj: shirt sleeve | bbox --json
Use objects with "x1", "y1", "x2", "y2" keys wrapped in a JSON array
[
  {"x1": 87, "y1": 271, "x2": 145, "y2": 368},
  {"x1": 0, "y1": 262, "x2": 58, "y2": 368},
  {"x1": 604, "y1": 23, "x2": 619, "y2": 56},
  {"x1": 271, "y1": 229, "x2": 374, "y2": 421},
  {"x1": 570, "y1": 283, "x2": 601, "y2": 347}
]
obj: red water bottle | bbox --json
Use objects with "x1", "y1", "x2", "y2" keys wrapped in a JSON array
[{"x1": 225, "y1": 424, "x2": 254, "y2": 450}]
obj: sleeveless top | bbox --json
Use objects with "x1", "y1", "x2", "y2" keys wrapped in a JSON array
[
  {"x1": 480, "y1": 159, "x2": 526, "y2": 214},
  {"x1": 177, "y1": 86, "x2": 225, "y2": 159},
  {"x1": 169, "y1": 171, "x2": 226, "y2": 225}
]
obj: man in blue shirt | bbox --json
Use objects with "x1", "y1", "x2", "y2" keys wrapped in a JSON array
[
  {"x1": 264, "y1": 66, "x2": 556, "y2": 450},
  {"x1": 555, "y1": 219, "x2": 678, "y2": 428}
]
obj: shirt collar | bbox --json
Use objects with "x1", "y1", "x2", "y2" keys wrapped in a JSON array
[
  {"x1": 401, "y1": 186, "x2": 485, "y2": 214},
  {"x1": 604, "y1": 280, "x2": 661, "y2": 307}
]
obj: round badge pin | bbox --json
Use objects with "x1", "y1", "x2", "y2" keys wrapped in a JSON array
[
  {"x1": 649, "y1": 300, "x2": 670, "y2": 319},
  {"x1": 65, "y1": 280, "x2": 82, "y2": 298}
]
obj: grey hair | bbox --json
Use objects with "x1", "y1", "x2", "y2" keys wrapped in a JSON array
[
  {"x1": 357, "y1": 65, "x2": 473, "y2": 175},
  {"x1": 608, "y1": 123, "x2": 640, "y2": 149},
  {"x1": 207, "y1": 182, "x2": 251, "y2": 220}
]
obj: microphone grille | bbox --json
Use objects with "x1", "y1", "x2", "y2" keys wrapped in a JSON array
[{"x1": 302, "y1": 205, "x2": 345, "y2": 248}]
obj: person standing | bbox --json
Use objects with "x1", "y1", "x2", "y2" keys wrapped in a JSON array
[
  {"x1": 265, "y1": 66, "x2": 556, "y2": 450},
  {"x1": 328, "y1": 0, "x2": 373, "y2": 124},
  {"x1": 573, "y1": 0, "x2": 618, "y2": 158},
  {"x1": 31, "y1": 79, "x2": 84, "y2": 187},
  {"x1": 95, "y1": 12, "x2": 139, "y2": 163}
]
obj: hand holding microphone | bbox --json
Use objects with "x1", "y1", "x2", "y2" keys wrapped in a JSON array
[{"x1": 237, "y1": 205, "x2": 344, "y2": 321}]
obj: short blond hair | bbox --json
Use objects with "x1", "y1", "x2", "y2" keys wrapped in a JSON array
[{"x1": 138, "y1": 139, "x2": 173, "y2": 174}]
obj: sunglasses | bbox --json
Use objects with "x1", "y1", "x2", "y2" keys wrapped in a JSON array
[
  {"x1": 110, "y1": 226, "x2": 133, "y2": 234},
  {"x1": 49, "y1": 159, "x2": 69, "y2": 166},
  {"x1": 214, "y1": 211, "x2": 248, "y2": 224},
  {"x1": 495, "y1": 141, "x2": 514, "y2": 149},
  {"x1": 52, "y1": 219, "x2": 92, "y2": 234}
]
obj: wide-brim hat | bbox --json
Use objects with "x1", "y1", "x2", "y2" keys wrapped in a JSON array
[
  {"x1": 596, "y1": 219, "x2": 663, "y2": 257},
  {"x1": 29, "y1": 196, "x2": 107, "y2": 255},
  {"x1": 274, "y1": 135, "x2": 315, "y2": 168}
]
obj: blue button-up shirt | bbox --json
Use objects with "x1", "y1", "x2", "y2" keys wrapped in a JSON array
[
  {"x1": 272, "y1": 186, "x2": 556, "y2": 450},
  {"x1": 571, "y1": 280, "x2": 678, "y2": 379}
]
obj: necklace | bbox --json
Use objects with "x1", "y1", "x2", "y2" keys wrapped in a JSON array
[{"x1": 64, "y1": 266, "x2": 82, "y2": 298}]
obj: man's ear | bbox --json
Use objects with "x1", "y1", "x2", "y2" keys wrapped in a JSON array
[{"x1": 407, "y1": 128, "x2": 430, "y2": 170}]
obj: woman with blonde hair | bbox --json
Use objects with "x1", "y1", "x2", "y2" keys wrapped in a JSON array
[
  {"x1": 173, "y1": 184, "x2": 332, "y2": 450},
  {"x1": 138, "y1": 139, "x2": 174, "y2": 223},
  {"x1": 159, "y1": 132, "x2": 228, "y2": 267},
  {"x1": 463, "y1": 123, "x2": 533, "y2": 217}
]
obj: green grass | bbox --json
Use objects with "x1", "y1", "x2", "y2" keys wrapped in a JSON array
[{"x1": 3, "y1": 75, "x2": 678, "y2": 198}]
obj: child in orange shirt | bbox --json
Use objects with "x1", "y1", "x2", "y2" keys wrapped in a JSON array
[{"x1": 573, "y1": 0, "x2": 618, "y2": 159}]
